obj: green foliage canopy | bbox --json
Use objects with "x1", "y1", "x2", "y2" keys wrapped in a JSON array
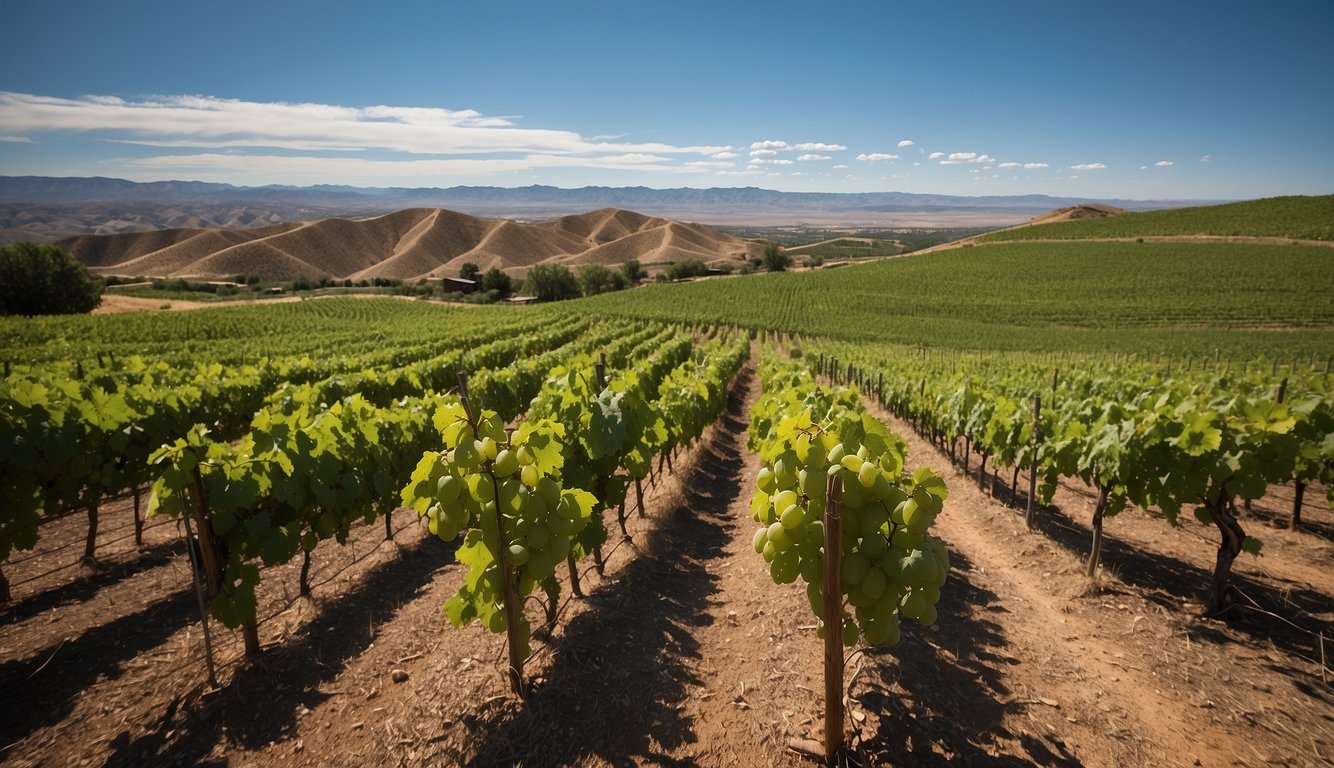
[{"x1": 0, "y1": 242, "x2": 103, "y2": 317}]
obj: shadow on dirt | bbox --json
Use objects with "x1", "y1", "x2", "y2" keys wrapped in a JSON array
[
  {"x1": 850, "y1": 549, "x2": 1084, "y2": 767},
  {"x1": 0, "y1": 587, "x2": 196, "y2": 758},
  {"x1": 99, "y1": 533, "x2": 455, "y2": 768}
]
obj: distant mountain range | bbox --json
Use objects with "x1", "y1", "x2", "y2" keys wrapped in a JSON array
[
  {"x1": 60, "y1": 207, "x2": 765, "y2": 281},
  {"x1": 0, "y1": 176, "x2": 1213, "y2": 243}
]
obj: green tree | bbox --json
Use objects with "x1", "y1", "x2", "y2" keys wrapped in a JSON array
[
  {"x1": 578, "y1": 264, "x2": 628, "y2": 296},
  {"x1": 481, "y1": 267, "x2": 515, "y2": 297},
  {"x1": 459, "y1": 262, "x2": 481, "y2": 281},
  {"x1": 523, "y1": 263, "x2": 581, "y2": 302},
  {"x1": 664, "y1": 258, "x2": 709, "y2": 280},
  {"x1": 762, "y1": 244, "x2": 792, "y2": 272},
  {"x1": 0, "y1": 242, "x2": 104, "y2": 316},
  {"x1": 621, "y1": 259, "x2": 645, "y2": 284}
]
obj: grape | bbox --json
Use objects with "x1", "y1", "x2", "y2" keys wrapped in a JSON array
[
  {"x1": 525, "y1": 550, "x2": 555, "y2": 580},
  {"x1": 780, "y1": 503, "x2": 805, "y2": 530},
  {"x1": 546, "y1": 534, "x2": 570, "y2": 562},
  {"x1": 857, "y1": 460, "x2": 879, "y2": 488},
  {"x1": 752, "y1": 527, "x2": 769, "y2": 554},
  {"x1": 493, "y1": 449, "x2": 519, "y2": 477},
  {"x1": 436, "y1": 474, "x2": 462, "y2": 504},
  {"x1": 841, "y1": 617, "x2": 859, "y2": 647},
  {"x1": 526, "y1": 523, "x2": 550, "y2": 550},
  {"x1": 520, "y1": 464, "x2": 540, "y2": 487},
  {"x1": 537, "y1": 477, "x2": 561, "y2": 508},
  {"x1": 773, "y1": 490, "x2": 799, "y2": 515},
  {"x1": 861, "y1": 566, "x2": 887, "y2": 599},
  {"x1": 771, "y1": 549, "x2": 800, "y2": 584},
  {"x1": 766, "y1": 521, "x2": 792, "y2": 550},
  {"x1": 842, "y1": 551, "x2": 870, "y2": 585},
  {"x1": 507, "y1": 543, "x2": 530, "y2": 566},
  {"x1": 756, "y1": 466, "x2": 777, "y2": 493}
]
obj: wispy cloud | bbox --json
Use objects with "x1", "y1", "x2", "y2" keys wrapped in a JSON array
[
  {"x1": 0, "y1": 92, "x2": 730, "y2": 181},
  {"x1": 1071, "y1": 162, "x2": 1107, "y2": 170},
  {"x1": 927, "y1": 152, "x2": 945, "y2": 160},
  {"x1": 856, "y1": 152, "x2": 898, "y2": 161},
  {"x1": 0, "y1": 134, "x2": 35, "y2": 143},
  {"x1": 998, "y1": 161, "x2": 1049, "y2": 169},
  {"x1": 750, "y1": 139, "x2": 791, "y2": 151},
  {"x1": 832, "y1": 164, "x2": 848, "y2": 169},
  {"x1": 749, "y1": 148, "x2": 778, "y2": 159},
  {"x1": 793, "y1": 142, "x2": 846, "y2": 152},
  {"x1": 119, "y1": 152, "x2": 695, "y2": 184},
  {"x1": 797, "y1": 153, "x2": 831, "y2": 161},
  {"x1": 684, "y1": 160, "x2": 735, "y2": 169},
  {"x1": 939, "y1": 152, "x2": 995, "y2": 165},
  {"x1": 712, "y1": 151, "x2": 739, "y2": 160},
  {"x1": 1154, "y1": 160, "x2": 1174, "y2": 167},
  {"x1": 751, "y1": 158, "x2": 794, "y2": 165},
  {"x1": 1200, "y1": 154, "x2": 1212, "y2": 163},
  {"x1": 897, "y1": 139, "x2": 914, "y2": 148}
]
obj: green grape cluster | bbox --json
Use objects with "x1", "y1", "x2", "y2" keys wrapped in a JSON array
[
  {"x1": 402, "y1": 401, "x2": 595, "y2": 655},
  {"x1": 748, "y1": 364, "x2": 950, "y2": 649}
]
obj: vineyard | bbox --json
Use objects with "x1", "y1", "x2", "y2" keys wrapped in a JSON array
[{"x1": 3, "y1": 201, "x2": 1334, "y2": 767}]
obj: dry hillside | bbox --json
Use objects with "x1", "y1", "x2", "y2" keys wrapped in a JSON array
[{"x1": 60, "y1": 207, "x2": 765, "y2": 281}]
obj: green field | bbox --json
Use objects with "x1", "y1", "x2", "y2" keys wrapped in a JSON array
[
  {"x1": 978, "y1": 195, "x2": 1334, "y2": 242},
  {"x1": 586, "y1": 240, "x2": 1334, "y2": 358}
]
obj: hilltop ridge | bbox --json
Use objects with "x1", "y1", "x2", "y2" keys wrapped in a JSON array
[{"x1": 59, "y1": 207, "x2": 765, "y2": 281}]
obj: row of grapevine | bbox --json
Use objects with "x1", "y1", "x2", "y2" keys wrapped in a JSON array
[
  {"x1": 399, "y1": 329, "x2": 750, "y2": 694},
  {"x1": 745, "y1": 351, "x2": 950, "y2": 760},
  {"x1": 807, "y1": 340, "x2": 1333, "y2": 613},
  {"x1": 0, "y1": 312, "x2": 591, "y2": 603},
  {"x1": 134, "y1": 319, "x2": 674, "y2": 659}
]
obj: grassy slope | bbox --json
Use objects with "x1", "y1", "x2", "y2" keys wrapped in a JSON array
[
  {"x1": 586, "y1": 241, "x2": 1334, "y2": 358},
  {"x1": 977, "y1": 195, "x2": 1334, "y2": 242}
]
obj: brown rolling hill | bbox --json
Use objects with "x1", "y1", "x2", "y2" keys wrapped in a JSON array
[{"x1": 60, "y1": 207, "x2": 764, "y2": 281}]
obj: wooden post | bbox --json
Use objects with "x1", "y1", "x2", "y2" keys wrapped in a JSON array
[
  {"x1": 82, "y1": 494, "x2": 101, "y2": 564},
  {"x1": 822, "y1": 474, "x2": 846, "y2": 762},
  {"x1": 183, "y1": 469, "x2": 220, "y2": 686},
  {"x1": 132, "y1": 487, "x2": 144, "y2": 547},
  {"x1": 1025, "y1": 396, "x2": 1041, "y2": 530}
]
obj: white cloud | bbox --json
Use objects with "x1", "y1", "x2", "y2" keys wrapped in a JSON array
[
  {"x1": 712, "y1": 151, "x2": 738, "y2": 160},
  {"x1": 832, "y1": 164, "x2": 848, "y2": 169},
  {"x1": 0, "y1": 134, "x2": 35, "y2": 143},
  {"x1": 750, "y1": 139, "x2": 791, "y2": 151},
  {"x1": 998, "y1": 161, "x2": 1049, "y2": 170},
  {"x1": 0, "y1": 91, "x2": 730, "y2": 175},
  {"x1": 897, "y1": 139, "x2": 914, "y2": 148},
  {"x1": 998, "y1": 162, "x2": 1020, "y2": 169},
  {"x1": 119, "y1": 151, "x2": 691, "y2": 185},
  {"x1": 1200, "y1": 154, "x2": 1212, "y2": 163},
  {"x1": 927, "y1": 151, "x2": 945, "y2": 160},
  {"x1": 1140, "y1": 166, "x2": 1149, "y2": 170},
  {"x1": 1154, "y1": 160, "x2": 1174, "y2": 167},
  {"x1": 751, "y1": 158, "x2": 794, "y2": 165},
  {"x1": 1023, "y1": 162, "x2": 1049, "y2": 169},
  {"x1": 749, "y1": 148, "x2": 778, "y2": 159},
  {"x1": 685, "y1": 160, "x2": 735, "y2": 169},
  {"x1": 856, "y1": 152, "x2": 899, "y2": 161},
  {"x1": 1071, "y1": 162, "x2": 1107, "y2": 170},
  {"x1": 793, "y1": 142, "x2": 846, "y2": 151},
  {"x1": 940, "y1": 152, "x2": 995, "y2": 165},
  {"x1": 797, "y1": 153, "x2": 831, "y2": 161}
]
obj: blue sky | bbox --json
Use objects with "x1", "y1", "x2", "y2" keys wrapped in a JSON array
[{"x1": 1, "y1": 0, "x2": 1331, "y2": 200}]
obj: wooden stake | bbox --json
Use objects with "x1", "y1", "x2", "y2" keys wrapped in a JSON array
[
  {"x1": 822, "y1": 474, "x2": 845, "y2": 763},
  {"x1": 1025, "y1": 395, "x2": 1041, "y2": 530}
]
